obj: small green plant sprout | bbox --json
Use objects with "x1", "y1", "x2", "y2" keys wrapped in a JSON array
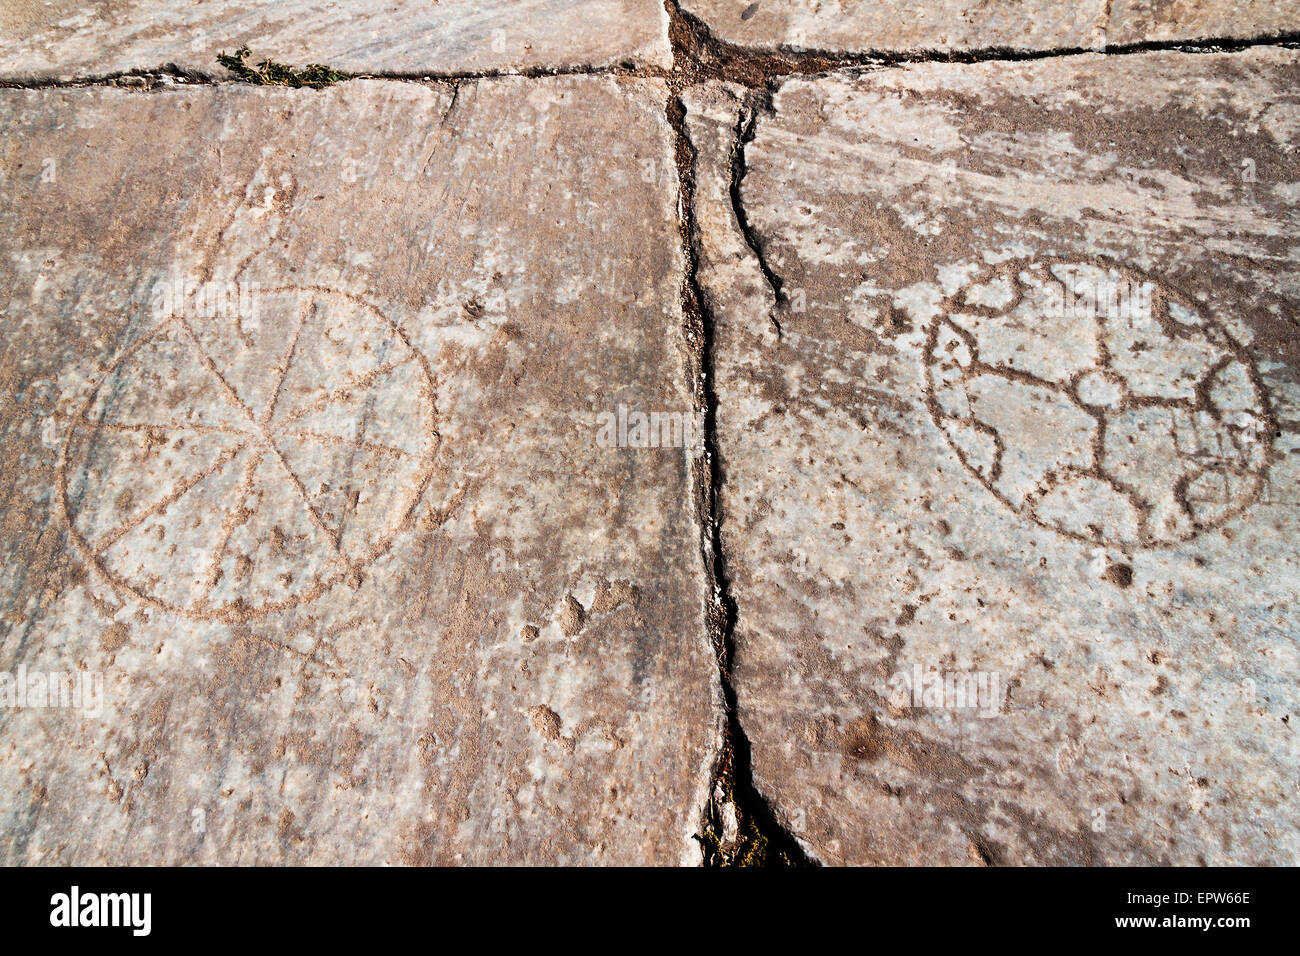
[{"x1": 216, "y1": 47, "x2": 350, "y2": 88}]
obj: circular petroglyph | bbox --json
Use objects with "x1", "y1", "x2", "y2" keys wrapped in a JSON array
[
  {"x1": 59, "y1": 287, "x2": 440, "y2": 620},
  {"x1": 924, "y1": 259, "x2": 1274, "y2": 549}
]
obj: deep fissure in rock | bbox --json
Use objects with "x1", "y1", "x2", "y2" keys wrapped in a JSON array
[
  {"x1": 663, "y1": 0, "x2": 813, "y2": 866},
  {"x1": 6, "y1": 2, "x2": 1297, "y2": 867},
  {"x1": 2, "y1": 12, "x2": 1294, "y2": 91}
]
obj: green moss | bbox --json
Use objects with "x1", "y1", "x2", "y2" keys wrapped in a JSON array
[
  {"x1": 696, "y1": 786, "x2": 800, "y2": 867},
  {"x1": 216, "y1": 47, "x2": 350, "y2": 88},
  {"x1": 733, "y1": 812, "x2": 798, "y2": 867}
]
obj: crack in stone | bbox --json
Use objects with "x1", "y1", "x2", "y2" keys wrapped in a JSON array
[
  {"x1": 660, "y1": 4, "x2": 1299, "y2": 76},
  {"x1": 668, "y1": 101, "x2": 812, "y2": 865},
  {"x1": 2, "y1": 18, "x2": 1295, "y2": 91},
  {"x1": 6, "y1": 1, "x2": 1299, "y2": 868},
  {"x1": 0, "y1": 61, "x2": 647, "y2": 92},
  {"x1": 663, "y1": 0, "x2": 813, "y2": 866},
  {"x1": 0, "y1": 64, "x2": 220, "y2": 91},
  {"x1": 727, "y1": 95, "x2": 785, "y2": 338}
]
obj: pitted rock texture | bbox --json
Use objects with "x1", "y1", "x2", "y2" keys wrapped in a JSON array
[
  {"x1": 60, "y1": 286, "x2": 442, "y2": 619},
  {"x1": 1107, "y1": 0, "x2": 1300, "y2": 45},
  {"x1": 685, "y1": 49, "x2": 1300, "y2": 865},
  {"x1": 0, "y1": 76, "x2": 719, "y2": 865},
  {"x1": 0, "y1": 0, "x2": 671, "y2": 81},
  {"x1": 681, "y1": 0, "x2": 1299, "y2": 54},
  {"x1": 924, "y1": 258, "x2": 1273, "y2": 550}
]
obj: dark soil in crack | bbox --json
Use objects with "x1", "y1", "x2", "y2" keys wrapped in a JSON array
[
  {"x1": 664, "y1": 0, "x2": 1300, "y2": 87},
  {"x1": 671, "y1": 109, "x2": 812, "y2": 866},
  {"x1": 655, "y1": 0, "x2": 1295, "y2": 866},
  {"x1": 8, "y1": 0, "x2": 1298, "y2": 868},
  {"x1": 664, "y1": 0, "x2": 814, "y2": 867},
  {"x1": 4, "y1": 10, "x2": 1294, "y2": 91}
]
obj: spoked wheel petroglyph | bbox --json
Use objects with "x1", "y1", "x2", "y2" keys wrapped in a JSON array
[
  {"x1": 924, "y1": 258, "x2": 1275, "y2": 550},
  {"x1": 58, "y1": 286, "x2": 440, "y2": 620}
]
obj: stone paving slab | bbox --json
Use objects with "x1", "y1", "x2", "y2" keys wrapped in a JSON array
[
  {"x1": 681, "y1": 0, "x2": 1298, "y2": 53},
  {"x1": 0, "y1": 75, "x2": 719, "y2": 864},
  {"x1": 0, "y1": 0, "x2": 671, "y2": 82},
  {"x1": 686, "y1": 49, "x2": 1300, "y2": 864},
  {"x1": 1107, "y1": 0, "x2": 1300, "y2": 46}
]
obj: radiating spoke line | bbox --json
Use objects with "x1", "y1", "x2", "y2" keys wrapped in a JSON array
[
  {"x1": 176, "y1": 314, "x2": 258, "y2": 424},
  {"x1": 279, "y1": 429, "x2": 416, "y2": 461},
  {"x1": 260, "y1": 293, "x2": 314, "y2": 425},
  {"x1": 102, "y1": 314, "x2": 181, "y2": 370},
  {"x1": 968, "y1": 359, "x2": 1066, "y2": 394},
  {"x1": 76, "y1": 420, "x2": 253, "y2": 439},
  {"x1": 272, "y1": 353, "x2": 416, "y2": 432},
  {"x1": 204, "y1": 446, "x2": 264, "y2": 596},
  {"x1": 262, "y1": 436, "x2": 357, "y2": 574},
  {"x1": 94, "y1": 439, "x2": 250, "y2": 552}
]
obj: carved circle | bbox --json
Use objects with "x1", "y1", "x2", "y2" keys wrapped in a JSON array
[
  {"x1": 924, "y1": 258, "x2": 1274, "y2": 549},
  {"x1": 58, "y1": 286, "x2": 440, "y2": 620}
]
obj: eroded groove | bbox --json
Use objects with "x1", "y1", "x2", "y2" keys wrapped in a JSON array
[
  {"x1": 1, "y1": 10, "x2": 1295, "y2": 91},
  {"x1": 670, "y1": 102, "x2": 812, "y2": 866},
  {"x1": 5, "y1": 1, "x2": 1296, "y2": 870},
  {"x1": 664, "y1": 1, "x2": 814, "y2": 867},
  {"x1": 664, "y1": 0, "x2": 1299, "y2": 85},
  {"x1": 726, "y1": 95, "x2": 786, "y2": 338},
  {"x1": 0, "y1": 61, "x2": 651, "y2": 92}
]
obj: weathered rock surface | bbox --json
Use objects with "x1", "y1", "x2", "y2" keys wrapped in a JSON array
[
  {"x1": 681, "y1": 0, "x2": 1298, "y2": 54},
  {"x1": 1107, "y1": 0, "x2": 1300, "y2": 46},
  {"x1": 0, "y1": 76, "x2": 719, "y2": 864},
  {"x1": 0, "y1": 0, "x2": 671, "y2": 81},
  {"x1": 686, "y1": 49, "x2": 1300, "y2": 864}
]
